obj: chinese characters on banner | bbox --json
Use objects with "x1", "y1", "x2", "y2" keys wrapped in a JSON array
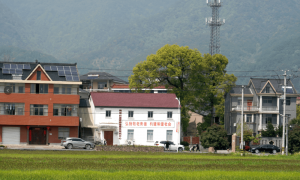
[
  {"x1": 176, "y1": 122, "x2": 180, "y2": 133},
  {"x1": 124, "y1": 121, "x2": 173, "y2": 127}
]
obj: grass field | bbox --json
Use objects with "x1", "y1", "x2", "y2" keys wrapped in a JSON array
[{"x1": 0, "y1": 150, "x2": 300, "y2": 179}]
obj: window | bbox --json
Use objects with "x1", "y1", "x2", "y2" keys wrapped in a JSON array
[
  {"x1": 167, "y1": 112, "x2": 172, "y2": 118},
  {"x1": 54, "y1": 87, "x2": 59, "y2": 94},
  {"x1": 148, "y1": 111, "x2": 153, "y2": 118},
  {"x1": 62, "y1": 85, "x2": 72, "y2": 94},
  {"x1": 147, "y1": 130, "x2": 153, "y2": 141},
  {"x1": 30, "y1": 105, "x2": 48, "y2": 116},
  {"x1": 266, "y1": 87, "x2": 270, "y2": 93},
  {"x1": 37, "y1": 71, "x2": 41, "y2": 80},
  {"x1": 30, "y1": 84, "x2": 48, "y2": 94},
  {"x1": 282, "y1": 86, "x2": 294, "y2": 94},
  {"x1": 0, "y1": 103, "x2": 24, "y2": 115},
  {"x1": 246, "y1": 114, "x2": 252, "y2": 123},
  {"x1": 0, "y1": 83, "x2": 25, "y2": 93},
  {"x1": 265, "y1": 114, "x2": 273, "y2": 124},
  {"x1": 128, "y1": 111, "x2": 134, "y2": 118},
  {"x1": 166, "y1": 130, "x2": 173, "y2": 141},
  {"x1": 127, "y1": 129, "x2": 134, "y2": 140},
  {"x1": 53, "y1": 104, "x2": 78, "y2": 116},
  {"x1": 286, "y1": 97, "x2": 291, "y2": 106},
  {"x1": 262, "y1": 97, "x2": 272, "y2": 104},
  {"x1": 106, "y1": 110, "x2": 111, "y2": 117},
  {"x1": 58, "y1": 127, "x2": 70, "y2": 139},
  {"x1": 98, "y1": 82, "x2": 107, "y2": 89},
  {"x1": 18, "y1": 86, "x2": 24, "y2": 93}
]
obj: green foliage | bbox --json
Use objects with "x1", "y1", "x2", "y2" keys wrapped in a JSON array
[
  {"x1": 261, "y1": 123, "x2": 276, "y2": 137},
  {"x1": 197, "y1": 115, "x2": 212, "y2": 135},
  {"x1": 200, "y1": 124, "x2": 229, "y2": 150},
  {"x1": 129, "y1": 45, "x2": 236, "y2": 132},
  {"x1": 288, "y1": 126, "x2": 300, "y2": 154},
  {"x1": 276, "y1": 126, "x2": 283, "y2": 138},
  {"x1": 180, "y1": 141, "x2": 189, "y2": 146}
]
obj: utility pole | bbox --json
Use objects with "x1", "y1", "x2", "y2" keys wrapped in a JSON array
[
  {"x1": 281, "y1": 71, "x2": 286, "y2": 155},
  {"x1": 241, "y1": 85, "x2": 244, "y2": 154},
  {"x1": 286, "y1": 115, "x2": 290, "y2": 156}
]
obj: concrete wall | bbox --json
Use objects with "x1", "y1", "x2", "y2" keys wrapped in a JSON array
[{"x1": 93, "y1": 107, "x2": 181, "y2": 146}]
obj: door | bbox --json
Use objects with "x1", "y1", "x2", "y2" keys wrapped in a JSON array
[
  {"x1": 104, "y1": 131, "x2": 113, "y2": 145},
  {"x1": 29, "y1": 127, "x2": 46, "y2": 145},
  {"x1": 2, "y1": 127, "x2": 20, "y2": 145},
  {"x1": 247, "y1": 100, "x2": 252, "y2": 110}
]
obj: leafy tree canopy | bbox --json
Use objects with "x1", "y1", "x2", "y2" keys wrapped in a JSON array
[
  {"x1": 129, "y1": 44, "x2": 237, "y2": 132},
  {"x1": 288, "y1": 125, "x2": 300, "y2": 154},
  {"x1": 200, "y1": 124, "x2": 229, "y2": 150},
  {"x1": 261, "y1": 123, "x2": 276, "y2": 137}
]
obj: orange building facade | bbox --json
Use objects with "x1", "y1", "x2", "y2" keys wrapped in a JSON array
[{"x1": 0, "y1": 62, "x2": 81, "y2": 145}]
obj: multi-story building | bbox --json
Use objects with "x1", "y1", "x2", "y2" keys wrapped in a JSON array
[
  {"x1": 86, "y1": 92, "x2": 181, "y2": 146},
  {"x1": 0, "y1": 61, "x2": 81, "y2": 145},
  {"x1": 80, "y1": 72, "x2": 127, "y2": 92},
  {"x1": 225, "y1": 78, "x2": 298, "y2": 136},
  {"x1": 111, "y1": 84, "x2": 168, "y2": 93}
]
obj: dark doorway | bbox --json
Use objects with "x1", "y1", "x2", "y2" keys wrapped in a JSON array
[
  {"x1": 29, "y1": 127, "x2": 47, "y2": 145},
  {"x1": 104, "y1": 131, "x2": 113, "y2": 145}
]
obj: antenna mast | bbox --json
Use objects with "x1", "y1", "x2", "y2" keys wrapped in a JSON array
[{"x1": 206, "y1": 0, "x2": 225, "y2": 55}]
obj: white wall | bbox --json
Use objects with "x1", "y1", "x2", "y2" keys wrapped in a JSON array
[{"x1": 93, "y1": 107, "x2": 181, "y2": 146}]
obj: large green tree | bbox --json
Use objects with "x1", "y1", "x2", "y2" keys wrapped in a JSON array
[
  {"x1": 200, "y1": 124, "x2": 229, "y2": 150},
  {"x1": 288, "y1": 125, "x2": 300, "y2": 154},
  {"x1": 129, "y1": 44, "x2": 236, "y2": 133}
]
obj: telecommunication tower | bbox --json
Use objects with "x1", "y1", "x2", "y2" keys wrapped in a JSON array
[{"x1": 206, "y1": 0, "x2": 225, "y2": 55}]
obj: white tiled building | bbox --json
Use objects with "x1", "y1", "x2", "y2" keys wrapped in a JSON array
[{"x1": 89, "y1": 92, "x2": 181, "y2": 146}]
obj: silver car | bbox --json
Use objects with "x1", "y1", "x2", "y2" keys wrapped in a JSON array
[{"x1": 61, "y1": 137, "x2": 94, "y2": 150}]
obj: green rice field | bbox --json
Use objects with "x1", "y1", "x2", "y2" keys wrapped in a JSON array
[{"x1": 0, "y1": 150, "x2": 300, "y2": 179}]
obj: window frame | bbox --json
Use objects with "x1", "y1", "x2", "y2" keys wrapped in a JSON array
[
  {"x1": 30, "y1": 104, "x2": 48, "y2": 116},
  {"x1": 128, "y1": 111, "x2": 134, "y2": 118},
  {"x1": 0, "y1": 103, "x2": 25, "y2": 115},
  {"x1": 147, "y1": 130, "x2": 153, "y2": 141},
  {"x1": 286, "y1": 97, "x2": 291, "y2": 106},
  {"x1": 127, "y1": 129, "x2": 134, "y2": 141},
  {"x1": 58, "y1": 127, "x2": 70, "y2": 140},
  {"x1": 166, "y1": 130, "x2": 173, "y2": 141},
  {"x1": 37, "y1": 71, "x2": 41, "y2": 80},
  {"x1": 106, "y1": 110, "x2": 111, "y2": 118},
  {"x1": 167, "y1": 111, "x2": 173, "y2": 119},
  {"x1": 148, "y1": 111, "x2": 153, "y2": 118}
]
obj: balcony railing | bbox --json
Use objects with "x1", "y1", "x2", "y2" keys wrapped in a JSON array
[
  {"x1": 261, "y1": 106, "x2": 278, "y2": 111},
  {"x1": 261, "y1": 124, "x2": 279, "y2": 130},
  {"x1": 232, "y1": 105, "x2": 259, "y2": 111}
]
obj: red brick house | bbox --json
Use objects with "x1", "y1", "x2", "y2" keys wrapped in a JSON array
[{"x1": 0, "y1": 61, "x2": 81, "y2": 145}]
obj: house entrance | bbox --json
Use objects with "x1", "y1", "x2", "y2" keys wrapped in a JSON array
[
  {"x1": 247, "y1": 100, "x2": 253, "y2": 110},
  {"x1": 104, "y1": 131, "x2": 113, "y2": 145},
  {"x1": 29, "y1": 127, "x2": 47, "y2": 145}
]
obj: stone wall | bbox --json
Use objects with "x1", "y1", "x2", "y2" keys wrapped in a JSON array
[{"x1": 95, "y1": 145, "x2": 164, "y2": 152}]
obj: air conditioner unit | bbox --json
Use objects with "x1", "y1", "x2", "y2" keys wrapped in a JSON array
[{"x1": 233, "y1": 123, "x2": 236, "y2": 127}]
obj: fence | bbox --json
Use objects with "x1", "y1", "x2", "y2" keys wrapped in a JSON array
[{"x1": 183, "y1": 136, "x2": 200, "y2": 145}]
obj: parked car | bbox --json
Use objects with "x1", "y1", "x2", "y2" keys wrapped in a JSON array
[
  {"x1": 61, "y1": 137, "x2": 95, "y2": 150},
  {"x1": 250, "y1": 144, "x2": 280, "y2": 154},
  {"x1": 154, "y1": 141, "x2": 184, "y2": 152}
]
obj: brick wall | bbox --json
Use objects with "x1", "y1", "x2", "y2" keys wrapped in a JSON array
[
  {"x1": 183, "y1": 136, "x2": 199, "y2": 145},
  {"x1": 95, "y1": 145, "x2": 164, "y2": 152},
  {"x1": 48, "y1": 126, "x2": 78, "y2": 143}
]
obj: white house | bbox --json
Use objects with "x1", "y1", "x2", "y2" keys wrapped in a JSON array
[{"x1": 89, "y1": 92, "x2": 181, "y2": 146}]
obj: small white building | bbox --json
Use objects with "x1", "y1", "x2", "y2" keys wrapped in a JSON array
[{"x1": 89, "y1": 92, "x2": 181, "y2": 146}]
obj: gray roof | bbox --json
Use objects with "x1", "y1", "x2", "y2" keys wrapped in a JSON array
[
  {"x1": 250, "y1": 78, "x2": 297, "y2": 94},
  {"x1": 230, "y1": 85, "x2": 252, "y2": 94},
  {"x1": 79, "y1": 98, "x2": 90, "y2": 107},
  {"x1": 0, "y1": 61, "x2": 79, "y2": 82},
  {"x1": 80, "y1": 72, "x2": 127, "y2": 84}
]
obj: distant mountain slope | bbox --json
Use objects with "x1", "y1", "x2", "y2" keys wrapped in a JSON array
[
  {"x1": 1, "y1": 0, "x2": 300, "y2": 90},
  {"x1": 0, "y1": 2, "x2": 29, "y2": 48}
]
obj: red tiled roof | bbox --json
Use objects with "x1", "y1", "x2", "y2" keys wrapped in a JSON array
[
  {"x1": 90, "y1": 92, "x2": 179, "y2": 108},
  {"x1": 111, "y1": 84, "x2": 166, "y2": 89}
]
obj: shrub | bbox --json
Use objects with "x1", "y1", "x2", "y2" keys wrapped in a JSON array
[
  {"x1": 181, "y1": 141, "x2": 189, "y2": 146},
  {"x1": 184, "y1": 146, "x2": 190, "y2": 151}
]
